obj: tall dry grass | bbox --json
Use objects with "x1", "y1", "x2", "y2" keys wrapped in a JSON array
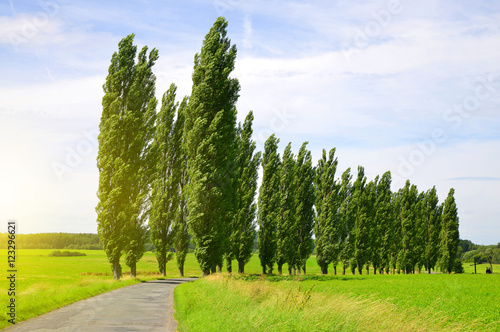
[{"x1": 200, "y1": 274, "x2": 493, "y2": 331}]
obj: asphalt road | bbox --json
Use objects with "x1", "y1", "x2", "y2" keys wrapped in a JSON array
[{"x1": 4, "y1": 278, "x2": 197, "y2": 332}]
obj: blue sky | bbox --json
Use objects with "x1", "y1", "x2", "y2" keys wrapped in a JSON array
[{"x1": 1, "y1": 0, "x2": 499, "y2": 244}]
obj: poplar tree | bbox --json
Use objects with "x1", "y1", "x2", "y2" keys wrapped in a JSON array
[
  {"x1": 353, "y1": 166, "x2": 368, "y2": 274},
  {"x1": 338, "y1": 168, "x2": 354, "y2": 275},
  {"x1": 276, "y1": 143, "x2": 296, "y2": 275},
  {"x1": 173, "y1": 97, "x2": 190, "y2": 277},
  {"x1": 149, "y1": 84, "x2": 178, "y2": 276},
  {"x1": 365, "y1": 176, "x2": 378, "y2": 274},
  {"x1": 230, "y1": 111, "x2": 261, "y2": 274},
  {"x1": 423, "y1": 187, "x2": 441, "y2": 274},
  {"x1": 414, "y1": 192, "x2": 427, "y2": 273},
  {"x1": 294, "y1": 142, "x2": 315, "y2": 274},
  {"x1": 314, "y1": 148, "x2": 338, "y2": 275},
  {"x1": 397, "y1": 181, "x2": 418, "y2": 273},
  {"x1": 184, "y1": 17, "x2": 240, "y2": 276},
  {"x1": 375, "y1": 171, "x2": 393, "y2": 274},
  {"x1": 439, "y1": 188, "x2": 459, "y2": 273},
  {"x1": 258, "y1": 134, "x2": 280, "y2": 274},
  {"x1": 96, "y1": 34, "x2": 158, "y2": 279}
]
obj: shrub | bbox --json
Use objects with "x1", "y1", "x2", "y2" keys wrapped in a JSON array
[
  {"x1": 49, "y1": 250, "x2": 87, "y2": 257},
  {"x1": 453, "y1": 259, "x2": 464, "y2": 274}
]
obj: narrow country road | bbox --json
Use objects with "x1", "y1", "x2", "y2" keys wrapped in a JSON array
[{"x1": 4, "y1": 278, "x2": 197, "y2": 332}]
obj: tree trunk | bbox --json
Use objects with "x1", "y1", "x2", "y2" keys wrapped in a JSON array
[
  {"x1": 288, "y1": 266, "x2": 292, "y2": 275},
  {"x1": 112, "y1": 261, "x2": 121, "y2": 280},
  {"x1": 211, "y1": 265, "x2": 216, "y2": 273},
  {"x1": 293, "y1": 266, "x2": 296, "y2": 275},
  {"x1": 334, "y1": 265, "x2": 337, "y2": 275},
  {"x1": 161, "y1": 265, "x2": 166, "y2": 277},
  {"x1": 262, "y1": 266, "x2": 266, "y2": 275},
  {"x1": 130, "y1": 262, "x2": 137, "y2": 278},
  {"x1": 342, "y1": 265, "x2": 346, "y2": 275},
  {"x1": 217, "y1": 262, "x2": 222, "y2": 273},
  {"x1": 179, "y1": 264, "x2": 184, "y2": 277},
  {"x1": 278, "y1": 264, "x2": 283, "y2": 275},
  {"x1": 202, "y1": 269, "x2": 210, "y2": 277},
  {"x1": 238, "y1": 260, "x2": 244, "y2": 274},
  {"x1": 302, "y1": 266, "x2": 306, "y2": 274},
  {"x1": 321, "y1": 265, "x2": 327, "y2": 275},
  {"x1": 227, "y1": 259, "x2": 232, "y2": 273},
  {"x1": 366, "y1": 265, "x2": 369, "y2": 275}
]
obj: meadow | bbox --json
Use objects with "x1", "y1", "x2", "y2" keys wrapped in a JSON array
[
  {"x1": 175, "y1": 272, "x2": 500, "y2": 331},
  {"x1": 0, "y1": 249, "x2": 498, "y2": 330}
]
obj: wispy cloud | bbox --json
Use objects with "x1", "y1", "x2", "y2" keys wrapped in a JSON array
[{"x1": 448, "y1": 177, "x2": 500, "y2": 182}]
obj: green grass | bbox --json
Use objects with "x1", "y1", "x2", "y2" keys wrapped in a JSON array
[
  {"x1": 175, "y1": 270, "x2": 500, "y2": 331},
  {"x1": 0, "y1": 249, "x2": 201, "y2": 329}
]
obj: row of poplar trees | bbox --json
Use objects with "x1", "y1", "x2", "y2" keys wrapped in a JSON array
[
  {"x1": 258, "y1": 142, "x2": 460, "y2": 276},
  {"x1": 96, "y1": 17, "x2": 460, "y2": 280},
  {"x1": 96, "y1": 18, "x2": 261, "y2": 279}
]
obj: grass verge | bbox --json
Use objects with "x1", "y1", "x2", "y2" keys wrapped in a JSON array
[{"x1": 174, "y1": 274, "x2": 500, "y2": 332}]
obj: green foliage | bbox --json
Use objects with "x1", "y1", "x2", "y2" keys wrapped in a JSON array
[
  {"x1": 397, "y1": 180, "x2": 419, "y2": 274},
  {"x1": 423, "y1": 187, "x2": 442, "y2": 273},
  {"x1": 440, "y1": 188, "x2": 460, "y2": 273},
  {"x1": 184, "y1": 17, "x2": 240, "y2": 275},
  {"x1": 453, "y1": 258, "x2": 464, "y2": 273},
  {"x1": 149, "y1": 84, "x2": 181, "y2": 276},
  {"x1": 230, "y1": 111, "x2": 261, "y2": 274},
  {"x1": 173, "y1": 97, "x2": 190, "y2": 277},
  {"x1": 338, "y1": 168, "x2": 355, "y2": 275},
  {"x1": 276, "y1": 142, "x2": 296, "y2": 274},
  {"x1": 374, "y1": 171, "x2": 393, "y2": 274},
  {"x1": 258, "y1": 134, "x2": 281, "y2": 274},
  {"x1": 48, "y1": 250, "x2": 87, "y2": 257},
  {"x1": 314, "y1": 148, "x2": 339, "y2": 275},
  {"x1": 353, "y1": 166, "x2": 368, "y2": 274},
  {"x1": 293, "y1": 142, "x2": 315, "y2": 274},
  {"x1": 96, "y1": 34, "x2": 158, "y2": 279},
  {"x1": 0, "y1": 233, "x2": 102, "y2": 250}
]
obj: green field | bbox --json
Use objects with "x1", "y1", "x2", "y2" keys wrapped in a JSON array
[
  {"x1": 175, "y1": 273, "x2": 500, "y2": 331},
  {"x1": 1, "y1": 249, "x2": 499, "y2": 330}
]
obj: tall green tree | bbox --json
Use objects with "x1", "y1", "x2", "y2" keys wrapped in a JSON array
[
  {"x1": 397, "y1": 181, "x2": 419, "y2": 274},
  {"x1": 414, "y1": 192, "x2": 427, "y2": 273},
  {"x1": 364, "y1": 176, "x2": 378, "y2": 274},
  {"x1": 184, "y1": 17, "x2": 240, "y2": 276},
  {"x1": 338, "y1": 168, "x2": 354, "y2": 275},
  {"x1": 149, "y1": 84, "x2": 179, "y2": 276},
  {"x1": 258, "y1": 134, "x2": 281, "y2": 274},
  {"x1": 353, "y1": 166, "x2": 368, "y2": 274},
  {"x1": 439, "y1": 188, "x2": 460, "y2": 273},
  {"x1": 375, "y1": 171, "x2": 393, "y2": 274},
  {"x1": 173, "y1": 97, "x2": 190, "y2": 277},
  {"x1": 229, "y1": 111, "x2": 261, "y2": 274},
  {"x1": 294, "y1": 142, "x2": 315, "y2": 274},
  {"x1": 314, "y1": 148, "x2": 339, "y2": 275},
  {"x1": 276, "y1": 143, "x2": 296, "y2": 275},
  {"x1": 96, "y1": 34, "x2": 158, "y2": 279},
  {"x1": 423, "y1": 187, "x2": 441, "y2": 274}
]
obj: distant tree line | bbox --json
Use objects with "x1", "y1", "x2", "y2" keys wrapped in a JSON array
[
  {"x1": 0, "y1": 233, "x2": 102, "y2": 250},
  {"x1": 96, "y1": 17, "x2": 462, "y2": 279},
  {"x1": 461, "y1": 241, "x2": 500, "y2": 269}
]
